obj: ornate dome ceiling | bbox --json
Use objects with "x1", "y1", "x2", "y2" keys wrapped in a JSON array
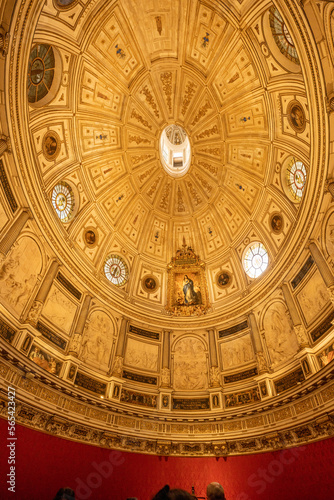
[
  {"x1": 18, "y1": 0, "x2": 323, "y2": 325},
  {"x1": 0, "y1": 0, "x2": 334, "y2": 457}
]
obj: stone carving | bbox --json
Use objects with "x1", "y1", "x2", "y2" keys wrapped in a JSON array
[
  {"x1": 69, "y1": 333, "x2": 82, "y2": 355},
  {"x1": 0, "y1": 237, "x2": 41, "y2": 316},
  {"x1": 209, "y1": 366, "x2": 220, "y2": 386},
  {"x1": 160, "y1": 72, "x2": 172, "y2": 113},
  {"x1": 263, "y1": 302, "x2": 299, "y2": 366},
  {"x1": 112, "y1": 355, "x2": 124, "y2": 376},
  {"x1": 256, "y1": 351, "x2": 269, "y2": 373},
  {"x1": 294, "y1": 324, "x2": 309, "y2": 347},
  {"x1": 42, "y1": 285, "x2": 77, "y2": 334},
  {"x1": 139, "y1": 85, "x2": 159, "y2": 118},
  {"x1": 161, "y1": 367, "x2": 170, "y2": 387},
  {"x1": 130, "y1": 109, "x2": 152, "y2": 130},
  {"x1": 221, "y1": 335, "x2": 254, "y2": 369},
  {"x1": 0, "y1": 199, "x2": 8, "y2": 232},
  {"x1": 124, "y1": 337, "x2": 158, "y2": 371},
  {"x1": 297, "y1": 270, "x2": 330, "y2": 325},
  {"x1": 80, "y1": 311, "x2": 113, "y2": 367},
  {"x1": 325, "y1": 212, "x2": 334, "y2": 256},
  {"x1": 181, "y1": 82, "x2": 196, "y2": 115},
  {"x1": 173, "y1": 337, "x2": 208, "y2": 390},
  {"x1": 27, "y1": 300, "x2": 43, "y2": 324}
]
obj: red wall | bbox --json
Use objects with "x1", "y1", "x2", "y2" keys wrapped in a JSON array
[{"x1": 1, "y1": 418, "x2": 334, "y2": 500}]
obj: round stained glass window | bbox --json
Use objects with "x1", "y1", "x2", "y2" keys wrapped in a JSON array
[
  {"x1": 243, "y1": 243, "x2": 269, "y2": 279},
  {"x1": 269, "y1": 7, "x2": 299, "y2": 65},
  {"x1": 51, "y1": 182, "x2": 75, "y2": 223},
  {"x1": 27, "y1": 45, "x2": 55, "y2": 104},
  {"x1": 286, "y1": 158, "x2": 307, "y2": 201},
  {"x1": 104, "y1": 255, "x2": 129, "y2": 287}
]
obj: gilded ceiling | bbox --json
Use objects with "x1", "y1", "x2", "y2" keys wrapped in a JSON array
[
  {"x1": 0, "y1": 0, "x2": 334, "y2": 456},
  {"x1": 23, "y1": 0, "x2": 319, "y2": 322}
]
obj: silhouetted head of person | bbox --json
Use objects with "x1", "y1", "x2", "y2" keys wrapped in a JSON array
[
  {"x1": 152, "y1": 485, "x2": 196, "y2": 500},
  {"x1": 53, "y1": 487, "x2": 75, "y2": 500},
  {"x1": 206, "y1": 482, "x2": 226, "y2": 500}
]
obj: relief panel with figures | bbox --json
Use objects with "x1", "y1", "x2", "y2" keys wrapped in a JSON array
[
  {"x1": 80, "y1": 311, "x2": 114, "y2": 367},
  {"x1": 42, "y1": 285, "x2": 77, "y2": 335},
  {"x1": 124, "y1": 337, "x2": 159, "y2": 372},
  {"x1": 173, "y1": 337, "x2": 208, "y2": 390},
  {"x1": 263, "y1": 302, "x2": 299, "y2": 366},
  {"x1": 296, "y1": 270, "x2": 330, "y2": 326},
  {"x1": 0, "y1": 237, "x2": 42, "y2": 316},
  {"x1": 0, "y1": 197, "x2": 8, "y2": 231},
  {"x1": 220, "y1": 335, "x2": 254, "y2": 370},
  {"x1": 325, "y1": 211, "x2": 334, "y2": 257}
]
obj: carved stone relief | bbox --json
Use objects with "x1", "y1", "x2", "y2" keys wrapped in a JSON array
[
  {"x1": 42, "y1": 284, "x2": 77, "y2": 334},
  {"x1": 0, "y1": 198, "x2": 8, "y2": 231},
  {"x1": 297, "y1": 270, "x2": 330, "y2": 325},
  {"x1": 263, "y1": 302, "x2": 299, "y2": 366},
  {"x1": 325, "y1": 211, "x2": 334, "y2": 256},
  {"x1": 0, "y1": 237, "x2": 41, "y2": 316},
  {"x1": 173, "y1": 337, "x2": 208, "y2": 390},
  {"x1": 124, "y1": 337, "x2": 159, "y2": 372},
  {"x1": 80, "y1": 311, "x2": 113, "y2": 367},
  {"x1": 220, "y1": 335, "x2": 254, "y2": 370}
]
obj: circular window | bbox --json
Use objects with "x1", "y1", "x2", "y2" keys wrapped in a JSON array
[
  {"x1": 286, "y1": 158, "x2": 307, "y2": 201},
  {"x1": 54, "y1": 0, "x2": 78, "y2": 9},
  {"x1": 104, "y1": 255, "x2": 129, "y2": 286},
  {"x1": 243, "y1": 243, "x2": 269, "y2": 278},
  {"x1": 28, "y1": 45, "x2": 55, "y2": 104},
  {"x1": 159, "y1": 125, "x2": 191, "y2": 178},
  {"x1": 269, "y1": 7, "x2": 299, "y2": 65},
  {"x1": 51, "y1": 182, "x2": 75, "y2": 223}
]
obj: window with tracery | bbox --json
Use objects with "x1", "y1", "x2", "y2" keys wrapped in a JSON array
[
  {"x1": 269, "y1": 7, "x2": 299, "y2": 65},
  {"x1": 286, "y1": 158, "x2": 307, "y2": 201},
  {"x1": 243, "y1": 243, "x2": 269, "y2": 278},
  {"x1": 104, "y1": 254, "x2": 129, "y2": 286},
  {"x1": 51, "y1": 182, "x2": 75, "y2": 223}
]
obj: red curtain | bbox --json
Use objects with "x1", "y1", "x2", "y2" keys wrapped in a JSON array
[{"x1": 1, "y1": 418, "x2": 333, "y2": 500}]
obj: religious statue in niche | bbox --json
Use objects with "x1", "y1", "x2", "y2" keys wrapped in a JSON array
[
  {"x1": 165, "y1": 239, "x2": 210, "y2": 316},
  {"x1": 67, "y1": 364, "x2": 76, "y2": 380}
]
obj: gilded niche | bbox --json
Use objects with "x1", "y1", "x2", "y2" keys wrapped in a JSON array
[{"x1": 165, "y1": 240, "x2": 210, "y2": 316}]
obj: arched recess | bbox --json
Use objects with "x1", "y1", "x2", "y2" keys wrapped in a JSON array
[
  {"x1": 261, "y1": 299, "x2": 299, "y2": 368},
  {"x1": 172, "y1": 334, "x2": 208, "y2": 391},
  {"x1": 80, "y1": 308, "x2": 115, "y2": 371},
  {"x1": 0, "y1": 235, "x2": 42, "y2": 317}
]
